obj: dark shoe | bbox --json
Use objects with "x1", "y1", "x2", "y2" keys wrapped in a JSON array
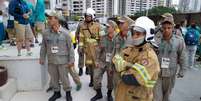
[
  {"x1": 22, "y1": 45, "x2": 26, "y2": 49},
  {"x1": 46, "y1": 87, "x2": 53, "y2": 92},
  {"x1": 107, "y1": 90, "x2": 113, "y2": 101},
  {"x1": 35, "y1": 39, "x2": 39, "y2": 43},
  {"x1": 30, "y1": 43, "x2": 34, "y2": 47},
  {"x1": 89, "y1": 81, "x2": 93, "y2": 87},
  {"x1": 90, "y1": 89, "x2": 103, "y2": 101},
  {"x1": 10, "y1": 41, "x2": 16, "y2": 46},
  {"x1": 107, "y1": 95, "x2": 113, "y2": 101},
  {"x1": 78, "y1": 68, "x2": 83, "y2": 76},
  {"x1": 66, "y1": 91, "x2": 72, "y2": 101},
  {"x1": 49, "y1": 91, "x2": 61, "y2": 101},
  {"x1": 196, "y1": 57, "x2": 201, "y2": 61},
  {"x1": 85, "y1": 67, "x2": 89, "y2": 75},
  {"x1": 89, "y1": 75, "x2": 93, "y2": 87}
]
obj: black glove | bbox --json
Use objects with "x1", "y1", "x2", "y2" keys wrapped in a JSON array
[{"x1": 121, "y1": 74, "x2": 140, "y2": 86}]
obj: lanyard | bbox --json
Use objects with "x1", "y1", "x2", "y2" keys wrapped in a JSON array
[{"x1": 119, "y1": 36, "x2": 125, "y2": 49}]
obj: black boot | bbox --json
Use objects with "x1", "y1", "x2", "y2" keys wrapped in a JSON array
[
  {"x1": 46, "y1": 86, "x2": 53, "y2": 92},
  {"x1": 85, "y1": 67, "x2": 89, "y2": 75},
  {"x1": 35, "y1": 38, "x2": 39, "y2": 43},
  {"x1": 89, "y1": 74, "x2": 93, "y2": 87},
  {"x1": 30, "y1": 43, "x2": 34, "y2": 47},
  {"x1": 22, "y1": 45, "x2": 26, "y2": 49},
  {"x1": 107, "y1": 90, "x2": 113, "y2": 101},
  {"x1": 90, "y1": 89, "x2": 103, "y2": 101},
  {"x1": 79, "y1": 68, "x2": 83, "y2": 76},
  {"x1": 66, "y1": 91, "x2": 72, "y2": 101},
  {"x1": 49, "y1": 91, "x2": 61, "y2": 101},
  {"x1": 196, "y1": 57, "x2": 201, "y2": 61},
  {"x1": 10, "y1": 41, "x2": 16, "y2": 46}
]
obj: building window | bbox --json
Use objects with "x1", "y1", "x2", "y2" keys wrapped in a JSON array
[{"x1": 63, "y1": 4, "x2": 67, "y2": 6}]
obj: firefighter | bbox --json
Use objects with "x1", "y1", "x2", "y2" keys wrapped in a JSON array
[
  {"x1": 77, "y1": 8, "x2": 101, "y2": 87},
  {"x1": 112, "y1": 16, "x2": 135, "y2": 90},
  {"x1": 112, "y1": 16, "x2": 160, "y2": 101},
  {"x1": 75, "y1": 18, "x2": 85, "y2": 76}
]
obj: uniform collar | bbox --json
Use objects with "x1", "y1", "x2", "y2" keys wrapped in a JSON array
[
  {"x1": 161, "y1": 34, "x2": 175, "y2": 46},
  {"x1": 162, "y1": 32, "x2": 174, "y2": 42},
  {"x1": 133, "y1": 43, "x2": 150, "y2": 52},
  {"x1": 84, "y1": 21, "x2": 94, "y2": 26},
  {"x1": 107, "y1": 33, "x2": 115, "y2": 41}
]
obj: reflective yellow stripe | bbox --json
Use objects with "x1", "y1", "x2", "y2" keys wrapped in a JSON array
[
  {"x1": 86, "y1": 38, "x2": 98, "y2": 46},
  {"x1": 133, "y1": 63, "x2": 151, "y2": 80},
  {"x1": 86, "y1": 60, "x2": 93, "y2": 64},
  {"x1": 145, "y1": 80, "x2": 156, "y2": 88},
  {"x1": 79, "y1": 42, "x2": 84, "y2": 46},
  {"x1": 113, "y1": 54, "x2": 156, "y2": 88},
  {"x1": 132, "y1": 63, "x2": 156, "y2": 88},
  {"x1": 86, "y1": 38, "x2": 97, "y2": 43},
  {"x1": 113, "y1": 54, "x2": 127, "y2": 72}
]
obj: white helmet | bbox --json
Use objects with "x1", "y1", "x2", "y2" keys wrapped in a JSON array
[
  {"x1": 85, "y1": 8, "x2": 96, "y2": 19},
  {"x1": 132, "y1": 16, "x2": 155, "y2": 41}
]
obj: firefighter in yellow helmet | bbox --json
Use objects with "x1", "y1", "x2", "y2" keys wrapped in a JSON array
[
  {"x1": 76, "y1": 8, "x2": 101, "y2": 87},
  {"x1": 112, "y1": 16, "x2": 160, "y2": 101}
]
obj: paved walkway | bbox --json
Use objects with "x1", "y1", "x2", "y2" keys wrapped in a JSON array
[{"x1": 10, "y1": 56, "x2": 201, "y2": 101}]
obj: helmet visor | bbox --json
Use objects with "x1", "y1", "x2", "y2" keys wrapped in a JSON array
[{"x1": 133, "y1": 26, "x2": 146, "y2": 33}]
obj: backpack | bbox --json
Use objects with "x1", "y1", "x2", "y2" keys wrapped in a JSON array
[{"x1": 184, "y1": 29, "x2": 199, "y2": 45}]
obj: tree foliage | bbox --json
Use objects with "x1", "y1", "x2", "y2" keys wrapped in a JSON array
[
  {"x1": 135, "y1": 6, "x2": 177, "y2": 16},
  {"x1": 72, "y1": 16, "x2": 81, "y2": 21}
]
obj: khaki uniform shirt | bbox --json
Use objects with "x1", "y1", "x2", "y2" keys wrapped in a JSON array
[
  {"x1": 156, "y1": 34, "x2": 187, "y2": 77},
  {"x1": 77, "y1": 21, "x2": 101, "y2": 65},
  {"x1": 40, "y1": 26, "x2": 74, "y2": 65}
]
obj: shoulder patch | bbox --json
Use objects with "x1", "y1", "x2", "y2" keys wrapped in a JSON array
[{"x1": 141, "y1": 58, "x2": 149, "y2": 66}]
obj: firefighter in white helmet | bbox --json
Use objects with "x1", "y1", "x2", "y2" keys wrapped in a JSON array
[
  {"x1": 76, "y1": 8, "x2": 101, "y2": 86},
  {"x1": 112, "y1": 16, "x2": 160, "y2": 101}
]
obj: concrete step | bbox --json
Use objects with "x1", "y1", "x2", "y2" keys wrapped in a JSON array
[{"x1": 0, "y1": 78, "x2": 17, "y2": 101}]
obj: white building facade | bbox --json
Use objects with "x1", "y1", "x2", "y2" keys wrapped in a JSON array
[
  {"x1": 124, "y1": 0, "x2": 158, "y2": 16},
  {"x1": 179, "y1": 0, "x2": 201, "y2": 12},
  {"x1": 44, "y1": 0, "x2": 166, "y2": 17},
  {"x1": 71, "y1": 0, "x2": 86, "y2": 15}
]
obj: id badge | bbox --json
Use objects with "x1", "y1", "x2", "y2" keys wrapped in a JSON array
[
  {"x1": 161, "y1": 58, "x2": 170, "y2": 69},
  {"x1": 106, "y1": 53, "x2": 112, "y2": 62},
  {"x1": 51, "y1": 46, "x2": 59, "y2": 53},
  {"x1": 9, "y1": 16, "x2": 14, "y2": 20}
]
